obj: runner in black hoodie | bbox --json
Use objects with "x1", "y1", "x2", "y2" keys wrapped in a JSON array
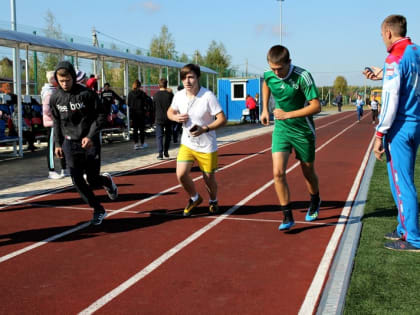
[{"x1": 50, "y1": 61, "x2": 118, "y2": 225}]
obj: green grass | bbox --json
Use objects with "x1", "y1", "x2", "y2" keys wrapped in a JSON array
[
  {"x1": 321, "y1": 104, "x2": 355, "y2": 111},
  {"x1": 344, "y1": 152, "x2": 420, "y2": 315}
]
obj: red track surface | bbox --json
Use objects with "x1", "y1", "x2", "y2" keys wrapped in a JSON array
[{"x1": 0, "y1": 112, "x2": 374, "y2": 314}]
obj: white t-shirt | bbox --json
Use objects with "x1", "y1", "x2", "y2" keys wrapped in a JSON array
[
  {"x1": 171, "y1": 87, "x2": 223, "y2": 153},
  {"x1": 370, "y1": 100, "x2": 379, "y2": 110}
]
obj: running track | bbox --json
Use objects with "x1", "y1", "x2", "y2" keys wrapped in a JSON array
[{"x1": 0, "y1": 111, "x2": 375, "y2": 314}]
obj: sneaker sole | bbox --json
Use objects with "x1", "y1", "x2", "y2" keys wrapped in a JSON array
[
  {"x1": 384, "y1": 235, "x2": 402, "y2": 241},
  {"x1": 279, "y1": 221, "x2": 296, "y2": 231},
  {"x1": 384, "y1": 242, "x2": 420, "y2": 252}
]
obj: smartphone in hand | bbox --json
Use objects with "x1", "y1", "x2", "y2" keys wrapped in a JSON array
[{"x1": 189, "y1": 125, "x2": 198, "y2": 132}]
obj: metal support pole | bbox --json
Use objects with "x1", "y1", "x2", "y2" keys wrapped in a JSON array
[
  {"x1": 33, "y1": 31, "x2": 38, "y2": 94},
  {"x1": 15, "y1": 43, "x2": 23, "y2": 157},
  {"x1": 11, "y1": 0, "x2": 17, "y2": 93},
  {"x1": 25, "y1": 46, "x2": 29, "y2": 94},
  {"x1": 124, "y1": 60, "x2": 130, "y2": 140},
  {"x1": 166, "y1": 66, "x2": 169, "y2": 84},
  {"x1": 138, "y1": 64, "x2": 141, "y2": 81},
  {"x1": 101, "y1": 56, "x2": 105, "y2": 89}
]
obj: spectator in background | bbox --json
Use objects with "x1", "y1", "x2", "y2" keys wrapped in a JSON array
[
  {"x1": 41, "y1": 70, "x2": 68, "y2": 179},
  {"x1": 153, "y1": 78, "x2": 174, "y2": 159},
  {"x1": 86, "y1": 74, "x2": 98, "y2": 92},
  {"x1": 369, "y1": 96, "x2": 380, "y2": 124},
  {"x1": 172, "y1": 85, "x2": 184, "y2": 143},
  {"x1": 355, "y1": 94, "x2": 364, "y2": 122},
  {"x1": 245, "y1": 94, "x2": 257, "y2": 123},
  {"x1": 128, "y1": 80, "x2": 150, "y2": 150},
  {"x1": 254, "y1": 92, "x2": 260, "y2": 121},
  {"x1": 335, "y1": 92, "x2": 343, "y2": 112},
  {"x1": 101, "y1": 83, "x2": 124, "y2": 115},
  {"x1": 76, "y1": 69, "x2": 88, "y2": 87}
]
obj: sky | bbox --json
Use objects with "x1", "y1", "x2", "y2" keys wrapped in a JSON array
[{"x1": 1, "y1": 0, "x2": 420, "y2": 86}]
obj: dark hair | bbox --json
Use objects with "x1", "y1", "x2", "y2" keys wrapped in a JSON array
[
  {"x1": 159, "y1": 78, "x2": 168, "y2": 88},
  {"x1": 180, "y1": 64, "x2": 201, "y2": 80},
  {"x1": 267, "y1": 45, "x2": 290, "y2": 65},
  {"x1": 382, "y1": 15, "x2": 407, "y2": 37},
  {"x1": 104, "y1": 83, "x2": 110, "y2": 87},
  {"x1": 56, "y1": 68, "x2": 71, "y2": 77},
  {"x1": 90, "y1": 74, "x2": 95, "y2": 78},
  {"x1": 132, "y1": 79, "x2": 141, "y2": 90}
]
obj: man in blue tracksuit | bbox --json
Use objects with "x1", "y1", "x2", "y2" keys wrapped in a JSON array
[{"x1": 365, "y1": 15, "x2": 420, "y2": 252}]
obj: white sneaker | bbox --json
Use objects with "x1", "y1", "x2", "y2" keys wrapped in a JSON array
[
  {"x1": 134, "y1": 143, "x2": 140, "y2": 150},
  {"x1": 140, "y1": 143, "x2": 148, "y2": 149},
  {"x1": 61, "y1": 169, "x2": 71, "y2": 177},
  {"x1": 48, "y1": 171, "x2": 63, "y2": 179}
]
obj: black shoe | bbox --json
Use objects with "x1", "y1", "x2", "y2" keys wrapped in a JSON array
[
  {"x1": 209, "y1": 201, "x2": 220, "y2": 215},
  {"x1": 103, "y1": 173, "x2": 118, "y2": 201},
  {"x1": 384, "y1": 230, "x2": 403, "y2": 241},
  {"x1": 164, "y1": 151, "x2": 169, "y2": 158},
  {"x1": 91, "y1": 210, "x2": 107, "y2": 225},
  {"x1": 157, "y1": 154, "x2": 164, "y2": 160},
  {"x1": 183, "y1": 195, "x2": 203, "y2": 217}
]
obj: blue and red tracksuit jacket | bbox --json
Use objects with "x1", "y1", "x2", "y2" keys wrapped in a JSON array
[{"x1": 376, "y1": 37, "x2": 420, "y2": 138}]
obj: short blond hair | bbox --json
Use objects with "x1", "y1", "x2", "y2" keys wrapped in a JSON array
[{"x1": 46, "y1": 71, "x2": 56, "y2": 85}]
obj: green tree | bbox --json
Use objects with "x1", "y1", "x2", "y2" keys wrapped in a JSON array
[
  {"x1": 204, "y1": 41, "x2": 230, "y2": 74},
  {"x1": 149, "y1": 25, "x2": 177, "y2": 85},
  {"x1": 333, "y1": 76, "x2": 348, "y2": 95},
  {"x1": 33, "y1": 10, "x2": 63, "y2": 93}
]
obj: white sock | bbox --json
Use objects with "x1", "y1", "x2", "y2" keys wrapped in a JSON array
[{"x1": 191, "y1": 193, "x2": 199, "y2": 202}]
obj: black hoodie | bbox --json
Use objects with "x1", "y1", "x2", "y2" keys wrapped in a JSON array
[{"x1": 50, "y1": 61, "x2": 106, "y2": 146}]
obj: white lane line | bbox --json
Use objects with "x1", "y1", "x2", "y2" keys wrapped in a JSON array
[
  {"x1": 0, "y1": 147, "x2": 271, "y2": 264},
  {"x1": 150, "y1": 213, "x2": 339, "y2": 226},
  {"x1": 0, "y1": 114, "x2": 357, "y2": 264},
  {"x1": 78, "y1": 119, "x2": 362, "y2": 314},
  {"x1": 298, "y1": 134, "x2": 375, "y2": 315}
]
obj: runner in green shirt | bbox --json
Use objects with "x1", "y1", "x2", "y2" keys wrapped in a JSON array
[{"x1": 260, "y1": 45, "x2": 322, "y2": 231}]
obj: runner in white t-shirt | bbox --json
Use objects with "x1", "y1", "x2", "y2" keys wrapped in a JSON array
[{"x1": 167, "y1": 64, "x2": 226, "y2": 217}]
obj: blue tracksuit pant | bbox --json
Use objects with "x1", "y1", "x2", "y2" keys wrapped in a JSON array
[{"x1": 385, "y1": 120, "x2": 420, "y2": 248}]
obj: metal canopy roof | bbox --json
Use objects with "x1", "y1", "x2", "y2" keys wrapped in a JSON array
[{"x1": 0, "y1": 29, "x2": 217, "y2": 74}]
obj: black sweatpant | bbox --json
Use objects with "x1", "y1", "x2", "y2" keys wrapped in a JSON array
[
  {"x1": 62, "y1": 138, "x2": 111, "y2": 212},
  {"x1": 132, "y1": 114, "x2": 146, "y2": 145}
]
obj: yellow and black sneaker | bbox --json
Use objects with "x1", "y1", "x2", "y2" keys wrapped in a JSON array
[
  {"x1": 209, "y1": 201, "x2": 220, "y2": 215},
  {"x1": 183, "y1": 195, "x2": 203, "y2": 217}
]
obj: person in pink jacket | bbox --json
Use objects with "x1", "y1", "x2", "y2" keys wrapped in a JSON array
[{"x1": 41, "y1": 71, "x2": 68, "y2": 179}]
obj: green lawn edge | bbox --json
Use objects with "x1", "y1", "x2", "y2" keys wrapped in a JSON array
[{"x1": 344, "y1": 152, "x2": 420, "y2": 314}]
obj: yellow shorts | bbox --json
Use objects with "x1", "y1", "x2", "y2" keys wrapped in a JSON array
[{"x1": 177, "y1": 144, "x2": 218, "y2": 174}]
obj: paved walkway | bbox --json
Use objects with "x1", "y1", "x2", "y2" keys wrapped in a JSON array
[
  {"x1": 0, "y1": 110, "x2": 343, "y2": 205},
  {"x1": 0, "y1": 123, "x2": 273, "y2": 205}
]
